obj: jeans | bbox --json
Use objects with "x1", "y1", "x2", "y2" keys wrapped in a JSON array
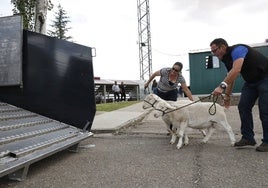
[
  {"x1": 238, "y1": 77, "x2": 268, "y2": 143},
  {"x1": 152, "y1": 87, "x2": 158, "y2": 94},
  {"x1": 114, "y1": 92, "x2": 120, "y2": 102}
]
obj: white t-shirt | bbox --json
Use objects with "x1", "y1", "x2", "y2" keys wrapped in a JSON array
[{"x1": 112, "y1": 84, "x2": 120, "y2": 92}]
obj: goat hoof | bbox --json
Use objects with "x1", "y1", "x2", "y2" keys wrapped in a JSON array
[
  {"x1": 201, "y1": 140, "x2": 207, "y2": 144},
  {"x1": 176, "y1": 146, "x2": 182, "y2": 150}
]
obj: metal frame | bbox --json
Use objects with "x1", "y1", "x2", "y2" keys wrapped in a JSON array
[
  {"x1": 137, "y1": 0, "x2": 152, "y2": 81},
  {"x1": 0, "y1": 102, "x2": 93, "y2": 181}
]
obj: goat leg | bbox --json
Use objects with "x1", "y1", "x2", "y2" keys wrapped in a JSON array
[
  {"x1": 176, "y1": 122, "x2": 187, "y2": 149},
  {"x1": 201, "y1": 124, "x2": 216, "y2": 144},
  {"x1": 184, "y1": 133, "x2": 189, "y2": 145},
  {"x1": 219, "y1": 121, "x2": 236, "y2": 146}
]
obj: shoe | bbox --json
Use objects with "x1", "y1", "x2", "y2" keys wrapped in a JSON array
[
  {"x1": 234, "y1": 138, "x2": 256, "y2": 147},
  {"x1": 256, "y1": 142, "x2": 268, "y2": 152}
]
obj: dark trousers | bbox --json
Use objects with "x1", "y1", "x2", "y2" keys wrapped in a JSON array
[
  {"x1": 114, "y1": 92, "x2": 120, "y2": 102},
  {"x1": 155, "y1": 88, "x2": 178, "y2": 101},
  {"x1": 238, "y1": 77, "x2": 268, "y2": 143},
  {"x1": 121, "y1": 92, "x2": 126, "y2": 101}
]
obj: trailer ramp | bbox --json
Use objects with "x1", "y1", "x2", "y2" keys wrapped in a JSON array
[{"x1": 0, "y1": 102, "x2": 93, "y2": 181}]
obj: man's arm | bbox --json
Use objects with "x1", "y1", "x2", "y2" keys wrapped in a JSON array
[{"x1": 213, "y1": 58, "x2": 244, "y2": 95}]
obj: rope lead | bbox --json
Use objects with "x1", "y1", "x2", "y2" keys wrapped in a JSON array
[
  {"x1": 162, "y1": 94, "x2": 221, "y2": 116},
  {"x1": 208, "y1": 95, "x2": 220, "y2": 115}
]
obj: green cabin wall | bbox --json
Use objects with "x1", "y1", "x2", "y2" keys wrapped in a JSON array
[{"x1": 189, "y1": 45, "x2": 268, "y2": 94}]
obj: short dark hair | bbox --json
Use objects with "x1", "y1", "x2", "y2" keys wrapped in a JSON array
[
  {"x1": 210, "y1": 38, "x2": 228, "y2": 47},
  {"x1": 174, "y1": 62, "x2": 183, "y2": 71}
]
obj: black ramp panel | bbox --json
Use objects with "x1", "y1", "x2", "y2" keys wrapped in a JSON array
[
  {"x1": 0, "y1": 30, "x2": 96, "y2": 130},
  {"x1": 0, "y1": 15, "x2": 23, "y2": 86}
]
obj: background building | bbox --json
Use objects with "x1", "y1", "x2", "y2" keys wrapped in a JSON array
[
  {"x1": 189, "y1": 43, "x2": 268, "y2": 95},
  {"x1": 94, "y1": 78, "x2": 145, "y2": 103}
]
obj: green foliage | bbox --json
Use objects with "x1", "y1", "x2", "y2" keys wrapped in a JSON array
[
  {"x1": 96, "y1": 101, "x2": 139, "y2": 112},
  {"x1": 11, "y1": 0, "x2": 35, "y2": 30},
  {"x1": 47, "y1": 4, "x2": 72, "y2": 40},
  {"x1": 10, "y1": 0, "x2": 53, "y2": 30}
]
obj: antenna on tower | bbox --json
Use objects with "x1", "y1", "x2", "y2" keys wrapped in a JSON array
[{"x1": 137, "y1": 0, "x2": 152, "y2": 81}]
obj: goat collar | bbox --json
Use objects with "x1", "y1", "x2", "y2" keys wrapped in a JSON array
[
  {"x1": 154, "y1": 106, "x2": 172, "y2": 116},
  {"x1": 143, "y1": 99, "x2": 158, "y2": 109}
]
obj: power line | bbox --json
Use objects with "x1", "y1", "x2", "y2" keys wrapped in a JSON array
[{"x1": 152, "y1": 48, "x2": 188, "y2": 57}]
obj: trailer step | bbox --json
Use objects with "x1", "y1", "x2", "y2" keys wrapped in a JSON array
[{"x1": 0, "y1": 102, "x2": 93, "y2": 181}]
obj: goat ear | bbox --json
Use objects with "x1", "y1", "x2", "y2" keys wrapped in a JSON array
[
  {"x1": 144, "y1": 94, "x2": 152, "y2": 101},
  {"x1": 152, "y1": 93, "x2": 158, "y2": 99},
  {"x1": 166, "y1": 102, "x2": 176, "y2": 109},
  {"x1": 146, "y1": 94, "x2": 153, "y2": 100}
]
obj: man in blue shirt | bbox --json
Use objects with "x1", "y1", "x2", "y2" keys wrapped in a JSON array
[{"x1": 211, "y1": 38, "x2": 268, "y2": 152}]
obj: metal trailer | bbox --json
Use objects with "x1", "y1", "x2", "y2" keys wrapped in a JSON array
[{"x1": 0, "y1": 15, "x2": 96, "y2": 181}]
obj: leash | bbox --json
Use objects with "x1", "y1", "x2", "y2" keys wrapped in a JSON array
[{"x1": 154, "y1": 94, "x2": 222, "y2": 116}]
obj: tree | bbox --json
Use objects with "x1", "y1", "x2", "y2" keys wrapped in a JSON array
[
  {"x1": 48, "y1": 4, "x2": 72, "y2": 40},
  {"x1": 35, "y1": 0, "x2": 53, "y2": 34},
  {"x1": 10, "y1": 0, "x2": 53, "y2": 31}
]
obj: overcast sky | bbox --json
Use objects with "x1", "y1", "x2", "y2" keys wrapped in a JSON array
[{"x1": 1, "y1": 0, "x2": 268, "y2": 84}]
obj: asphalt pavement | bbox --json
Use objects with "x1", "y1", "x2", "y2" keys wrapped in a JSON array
[{"x1": 1, "y1": 101, "x2": 268, "y2": 188}]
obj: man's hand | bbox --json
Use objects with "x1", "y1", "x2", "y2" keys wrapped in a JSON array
[{"x1": 213, "y1": 86, "x2": 224, "y2": 96}]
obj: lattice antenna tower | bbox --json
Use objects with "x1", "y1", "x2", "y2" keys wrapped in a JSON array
[{"x1": 137, "y1": 0, "x2": 152, "y2": 81}]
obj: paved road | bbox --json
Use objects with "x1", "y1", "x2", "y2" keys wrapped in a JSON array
[{"x1": 1, "y1": 105, "x2": 268, "y2": 188}]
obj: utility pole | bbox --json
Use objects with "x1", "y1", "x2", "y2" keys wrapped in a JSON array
[{"x1": 137, "y1": 0, "x2": 152, "y2": 81}]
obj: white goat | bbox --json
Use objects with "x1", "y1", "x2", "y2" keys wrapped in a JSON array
[
  {"x1": 143, "y1": 94, "x2": 235, "y2": 149},
  {"x1": 143, "y1": 94, "x2": 206, "y2": 144}
]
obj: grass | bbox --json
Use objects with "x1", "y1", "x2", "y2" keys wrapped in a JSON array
[{"x1": 96, "y1": 100, "x2": 140, "y2": 112}]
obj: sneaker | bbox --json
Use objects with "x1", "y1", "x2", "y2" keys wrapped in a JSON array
[
  {"x1": 256, "y1": 142, "x2": 268, "y2": 152},
  {"x1": 234, "y1": 138, "x2": 256, "y2": 147}
]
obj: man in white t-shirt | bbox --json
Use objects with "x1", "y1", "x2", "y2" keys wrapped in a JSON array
[{"x1": 112, "y1": 81, "x2": 120, "y2": 102}]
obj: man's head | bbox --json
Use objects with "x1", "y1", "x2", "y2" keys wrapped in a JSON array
[{"x1": 210, "y1": 38, "x2": 228, "y2": 60}]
